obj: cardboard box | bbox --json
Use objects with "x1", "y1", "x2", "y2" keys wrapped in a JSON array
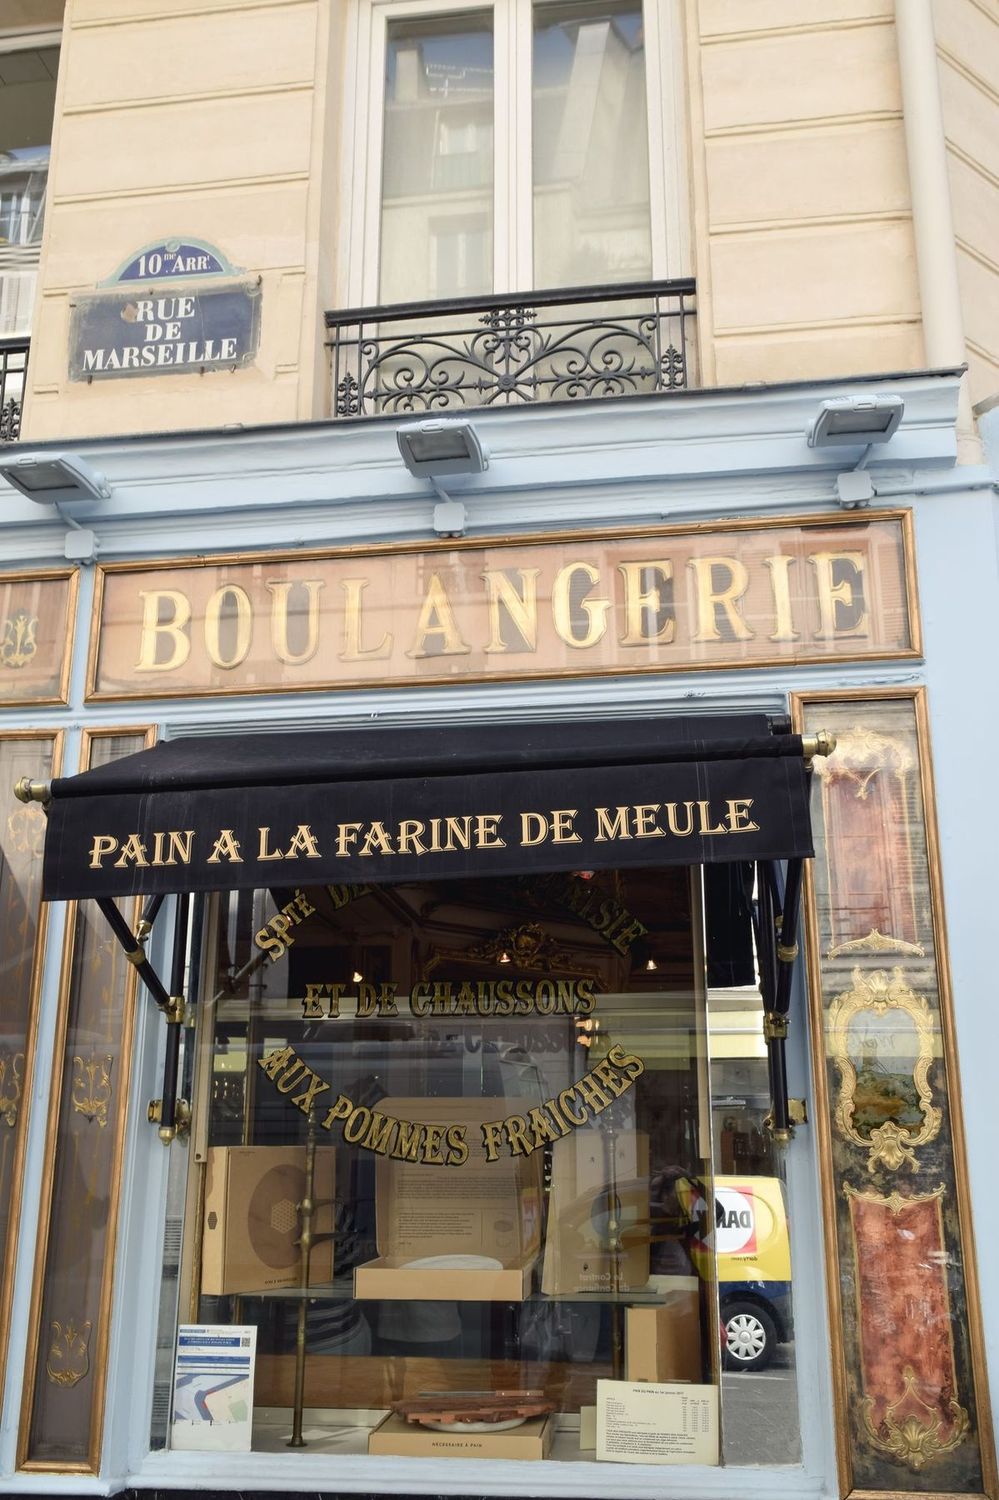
[
  {"x1": 368, "y1": 1411, "x2": 553, "y2": 1461},
  {"x1": 541, "y1": 1127, "x2": 650, "y2": 1295},
  {"x1": 626, "y1": 1278, "x2": 702, "y2": 1384},
  {"x1": 354, "y1": 1097, "x2": 542, "y2": 1303},
  {"x1": 201, "y1": 1145, "x2": 335, "y2": 1295}
]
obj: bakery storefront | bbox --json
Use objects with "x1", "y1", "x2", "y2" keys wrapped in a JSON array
[{"x1": 1, "y1": 373, "x2": 994, "y2": 1498}]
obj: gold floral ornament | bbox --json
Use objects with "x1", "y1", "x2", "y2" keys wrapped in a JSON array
[
  {"x1": 46, "y1": 1319, "x2": 92, "y2": 1387},
  {"x1": 862, "y1": 1364, "x2": 969, "y2": 1470},
  {"x1": 6, "y1": 800, "x2": 46, "y2": 859},
  {"x1": 815, "y1": 723, "x2": 914, "y2": 799},
  {"x1": 828, "y1": 928, "x2": 925, "y2": 960},
  {"x1": 71, "y1": 1053, "x2": 114, "y2": 1128},
  {"x1": 0, "y1": 1047, "x2": 23, "y2": 1127},
  {"x1": 424, "y1": 920, "x2": 598, "y2": 980},
  {"x1": 0, "y1": 611, "x2": 37, "y2": 669},
  {"x1": 829, "y1": 967, "x2": 941, "y2": 1172}
]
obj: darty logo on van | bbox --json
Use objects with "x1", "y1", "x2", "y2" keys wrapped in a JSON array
[{"x1": 714, "y1": 1187, "x2": 757, "y2": 1256}]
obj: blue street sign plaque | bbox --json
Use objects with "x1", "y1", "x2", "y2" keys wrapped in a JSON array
[{"x1": 69, "y1": 282, "x2": 261, "y2": 381}]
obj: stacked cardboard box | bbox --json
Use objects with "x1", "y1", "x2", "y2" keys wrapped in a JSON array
[
  {"x1": 201, "y1": 1145, "x2": 335, "y2": 1295},
  {"x1": 625, "y1": 1277, "x2": 702, "y2": 1384},
  {"x1": 541, "y1": 1126, "x2": 650, "y2": 1296},
  {"x1": 354, "y1": 1097, "x2": 543, "y2": 1302}
]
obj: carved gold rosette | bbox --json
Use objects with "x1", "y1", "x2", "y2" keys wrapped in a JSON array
[{"x1": 829, "y1": 967, "x2": 941, "y2": 1173}]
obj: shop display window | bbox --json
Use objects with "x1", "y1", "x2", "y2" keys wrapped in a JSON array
[{"x1": 155, "y1": 866, "x2": 801, "y2": 1469}]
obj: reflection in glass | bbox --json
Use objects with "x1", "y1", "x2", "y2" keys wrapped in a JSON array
[
  {"x1": 156, "y1": 865, "x2": 805, "y2": 1465},
  {"x1": 533, "y1": 2, "x2": 651, "y2": 288},
  {"x1": 380, "y1": 15, "x2": 494, "y2": 304},
  {"x1": 0, "y1": 46, "x2": 58, "y2": 335},
  {"x1": 24, "y1": 732, "x2": 147, "y2": 1465},
  {"x1": 0, "y1": 737, "x2": 54, "y2": 1388}
]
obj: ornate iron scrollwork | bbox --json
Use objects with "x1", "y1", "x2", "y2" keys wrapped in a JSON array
[
  {"x1": 328, "y1": 282, "x2": 695, "y2": 417},
  {"x1": 0, "y1": 339, "x2": 28, "y2": 443}
]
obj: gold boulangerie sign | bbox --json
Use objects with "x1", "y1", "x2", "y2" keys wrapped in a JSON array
[{"x1": 87, "y1": 513, "x2": 917, "y2": 700}]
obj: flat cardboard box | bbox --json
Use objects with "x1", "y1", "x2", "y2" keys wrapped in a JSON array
[
  {"x1": 626, "y1": 1277, "x2": 702, "y2": 1384},
  {"x1": 354, "y1": 1097, "x2": 542, "y2": 1303},
  {"x1": 368, "y1": 1411, "x2": 553, "y2": 1461},
  {"x1": 202, "y1": 1145, "x2": 335, "y2": 1295},
  {"x1": 542, "y1": 1127, "x2": 650, "y2": 1295},
  {"x1": 355, "y1": 1252, "x2": 536, "y2": 1302}
]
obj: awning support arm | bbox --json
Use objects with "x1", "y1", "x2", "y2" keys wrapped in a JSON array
[
  {"x1": 94, "y1": 894, "x2": 191, "y2": 1143},
  {"x1": 157, "y1": 894, "x2": 191, "y2": 1144},
  {"x1": 757, "y1": 853, "x2": 806, "y2": 1144},
  {"x1": 95, "y1": 896, "x2": 178, "y2": 1016}
]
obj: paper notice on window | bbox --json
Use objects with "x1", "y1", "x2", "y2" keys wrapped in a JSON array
[
  {"x1": 596, "y1": 1379, "x2": 719, "y2": 1466},
  {"x1": 171, "y1": 1324, "x2": 257, "y2": 1452}
]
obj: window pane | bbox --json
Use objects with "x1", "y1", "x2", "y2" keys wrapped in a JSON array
[
  {"x1": 23, "y1": 731, "x2": 149, "y2": 1465},
  {"x1": 533, "y1": 2, "x2": 652, "y2": 289},
  {"x1": 162, "y1": 870, "x2": 738, "y2": 1462},
  {"x1": 0, "y1": 44, "x2": 58, "y2": 335},
  {"x1": 380, "y1": 15, "x2": 494, "y2": 304},
  {"x1": 708, "y1": 977, "x2": 801, "y2": 1463}
]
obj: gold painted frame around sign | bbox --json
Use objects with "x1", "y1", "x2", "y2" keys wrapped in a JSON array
[
  {"x1": 17, "y1": 725, "x2": 155, "y2": 1476},
  {"x1": 828, "y1": 966, "x2": 942, "y2": 1174},
  {"x1": 0, "y1": 732, "x2": 63, "y2": 1419},
  {"x1": 0, "y1": 569, "x2": 78, "y2": 707},
  {"x1": 792, "y1": 687, "x2": 998, "y2": 1500},
  {"x1": 85, "y1": 510, "x2": 918, "y2": 702}
]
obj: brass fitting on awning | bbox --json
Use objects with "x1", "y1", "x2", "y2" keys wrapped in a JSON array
[
  {"x1": 14, "y1": 776, "x2": 52, "y2": 807},
  {"x1": 763, "y1": 1011, "x2": 789, "y2": 1042},
  {"x1": 801, "y1": 730, "x2": 837, "y2": 762}
]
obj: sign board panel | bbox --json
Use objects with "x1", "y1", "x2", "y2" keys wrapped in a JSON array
[
  {"x1": 101, "y1": 238, "x2": 237, "y2": 284},
  {"x1": 0, "y1": 569, "x2": 77, "y2": 705},
  {"x1": 171, "y1": 1324, "x2": 256, "y2": 1452},
  {"x1": 69, "y1": 282, "x2": 260, "y2": 380},
  {"x1": 87, "y1": 513, "x2": 917, "y2": 700}
]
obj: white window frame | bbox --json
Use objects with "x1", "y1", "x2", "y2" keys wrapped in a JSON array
[
  {"x1": 337, "y1": 0, "x2": 690, "y2": 307},
  {"x1": 0, "y1": 25, "x2": 61, "y2": 339}
]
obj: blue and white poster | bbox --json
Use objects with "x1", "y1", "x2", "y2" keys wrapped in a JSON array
[{"x1": 171, "y1": 1324, "x2": 257, "y2": 1452}]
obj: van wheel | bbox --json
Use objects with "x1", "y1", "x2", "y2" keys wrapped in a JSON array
[{"x1": 722, "y1": 1300, "x2": 777, "y2": 1372}]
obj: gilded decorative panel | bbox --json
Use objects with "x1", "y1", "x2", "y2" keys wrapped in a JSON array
[
  {"x1": 18, "y1": 729, "x2": 153, "y2": 1473},
  {"x1": 794, "y1": 692, "x2": 993, "y2": 1496},
  {"x1": 0, "y1": 735, "x2": 60, "y2": 1393},
  {"x1": 0, "y1": 570, "x2": 77, "y2": 707},
  {"x1": 87, "y1": 513, "x2": 917, "y2": 700}
]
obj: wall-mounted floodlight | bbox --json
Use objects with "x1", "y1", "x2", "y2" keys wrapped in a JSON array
[
  {"x1": 397, "y1": 419, "x2": 489, "y2": 477},
  {"x1": 0, "y1": 452, "x2": 112, "y2": 504},
  {"x1": 806, "y1": 395, "x2": 904, "y2": 448}
]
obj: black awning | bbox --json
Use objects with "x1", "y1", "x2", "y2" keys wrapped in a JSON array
[{"x1": 39, "y1": 714, "x2": 815, "y2": 900}]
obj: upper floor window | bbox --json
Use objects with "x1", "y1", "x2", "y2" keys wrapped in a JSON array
[
  {"x1": 341, "y1": 0, "x2": 687, "y2": 307},
  {"x1": 0, "y1": 33, "x2": 59, "y2": 337}
]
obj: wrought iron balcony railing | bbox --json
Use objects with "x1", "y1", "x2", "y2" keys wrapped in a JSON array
[
  {"x1": 326, "y1": 279, "x2": 696, "y2": 418},
  {"x1": 0, "y1": 338, "x2": 28, "y2": 442}
]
